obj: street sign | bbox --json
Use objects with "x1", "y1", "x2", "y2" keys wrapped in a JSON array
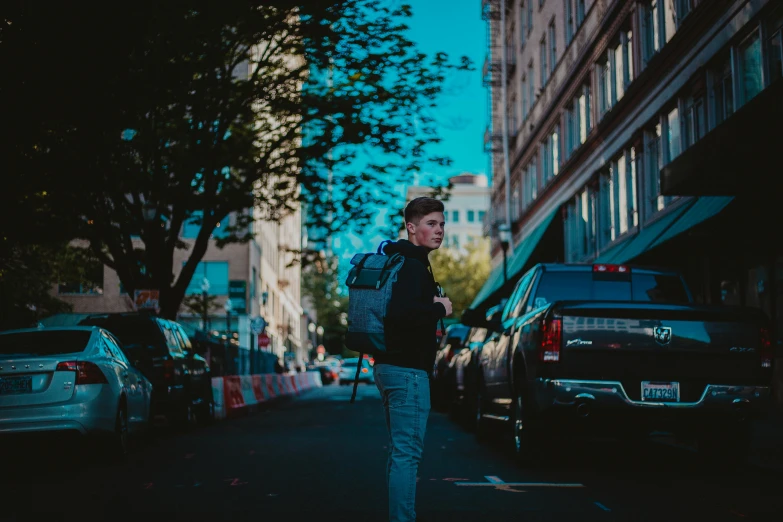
[
  {"x1": 250, "y1": 317, "x2": 267, "y2": 334},
  {"x1": 257, "y1": 333, "x2": 271, "y2": 348},
  {"x1": 134, "y1": 290, "x2": 160, "y2": 311}
]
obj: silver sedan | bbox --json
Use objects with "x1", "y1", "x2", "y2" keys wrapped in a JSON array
[{"x1": 0, "y1": 326, "x2": 152, "y2": 459}]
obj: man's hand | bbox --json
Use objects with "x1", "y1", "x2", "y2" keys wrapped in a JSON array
[{"x1": 434, "y1": 297, "x2": 452, "y2": 317}]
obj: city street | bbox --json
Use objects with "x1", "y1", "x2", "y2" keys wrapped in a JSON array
[{"x1": 4, "y1": 382, "x2": 782, "y2": 522}]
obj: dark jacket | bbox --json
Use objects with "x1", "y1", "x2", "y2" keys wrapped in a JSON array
[{"x1": 373, "y1": 239, "x2": 447, "y2": 374}]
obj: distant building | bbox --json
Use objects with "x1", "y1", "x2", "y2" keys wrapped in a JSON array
[
  {"x1": 404, "y1": 173, "x2": 491, "y2": 255},
  {"x1": 475, "y1": 0, "x2": 783, "y2": 348}
]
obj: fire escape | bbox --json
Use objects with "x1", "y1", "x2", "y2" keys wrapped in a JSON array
[{"x1": 482, "y1": 0, "x2": 502, "y2": 160}]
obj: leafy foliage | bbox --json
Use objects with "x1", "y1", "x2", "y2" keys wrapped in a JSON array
[
  {"x1": 429, "y1": 239, "x2": 491, "y2": 320},
  {"x1": 2, "y1": 1, "x2": 469, "y2": 318},
  {"x1": 301, "y1": 254, "x2": 348, "y2": 356}
]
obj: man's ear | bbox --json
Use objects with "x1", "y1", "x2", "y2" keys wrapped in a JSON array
[{"x1": 406, "y1": 221, "x2": 416, "y2": 235}]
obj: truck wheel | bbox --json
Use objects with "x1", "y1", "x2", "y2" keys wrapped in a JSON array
[{"x1": 512, "y1": 387, "x2": 542, "y2": 467}]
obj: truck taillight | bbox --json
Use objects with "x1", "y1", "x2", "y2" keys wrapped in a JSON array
[
  {"x1": 56, "y1": 361, "x2": 108, "y2": 384},
  {"x1": 760, "y1": 328, "x2": 772, "y2": 369},
  {"x1": 539, "y1": 318, "x2": 562, "y2": 363}
]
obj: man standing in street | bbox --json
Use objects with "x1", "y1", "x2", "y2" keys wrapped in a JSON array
[{"x1": 374, "y1": 197, "x2": 452, "y2": 522}]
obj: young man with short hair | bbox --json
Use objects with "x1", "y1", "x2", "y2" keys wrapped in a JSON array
[{"x1": 374, "y1": 197, "x2": 452, "y2": 522}]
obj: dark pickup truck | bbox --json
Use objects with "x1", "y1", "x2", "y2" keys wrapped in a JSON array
[{"x1": 466, "y1": 263, "x2": 773, "y2": 466}]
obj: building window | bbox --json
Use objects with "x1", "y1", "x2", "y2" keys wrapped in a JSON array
[
  {"x1": 527, "y1": 0, "x2": 533, "y2": 36},
  {"x1": 522, "y1": 75, "x2": 528, "y2": 120},
  {"x1": 185, "y1": 261, "x2": 229, "y2": 295},
  {"x1": 251, "y1": 267, "x2": 257, "y2": 298},
  {"x1": 551, "y1": 125, "x2": 560, "y2": 176},
  {"x1": 566, "y1": 185, "x2": 596, "y2": 262},
  {"x1": 452, "y1": 210, "x2": 459, "y2": 223},
  {"x1": 467, "y1": 210, "x2": 476, "y2": 223},
  {"x1": 642, "y1": 0, "x2": 688, "y2": 66},
  {"x1": 539, "y1": 0, "x2": 544, "y2": 8},
  {"x1": 508, "y1": 94, "x2": 518, "y2": 137},
  {"x1": 565, "y1": 85, "x2": 591, "y2": 160},
  {"x1": 549, "y1": 19, "x2": 557, "y2": 76},
  {"x1": 738, "y1": 30, "x2": 763, "y2": 106},
  {"x1": 540, "y1": 126, "x2": 560, "y2": 184},
  {"x1": 59, "y1": 259, "x2": 104, "y2": 295},
  {"x1": 597, "y1": 28, "x2": 633, "y2": 119},
  {"x1": 683, "y1": 93, "x2": 705, "y2": 149},
  {"x1": 768, "y1": 8, "x2": 783, "y2": 81},
  {"x1": 523, "y1": 158, "x2": 538, "y2": 208},
  {"x1": 528, "y1": 61, "x2": 536, "y2": 110},
  {"x1": 512, "y1": 182, "x2": 521, "y2": 220},
  {"x1": 565, "y1": 0, "x2": 574, "y2": 45},
  {"x1": 576, "y1": 0, "x2": 586, "y2": 27},
  {"x1": 601, "y1": 148, "x2": 639, "y2": 243},
  {"x1": 520, "y1": 1, "x2": 527, "y2": 47},
  {"x1": 665, "y1": 107, "x2": 681, "y2": 164},
  {"x1": 478, "y1": 210, "x2": 486, "y2": 223},
  {"x1": 710, "y1": 53, "x2": 734, "y2": 128},
  {"x1": 644, "y1": 122, "x2": 673, "y2": 216},
  {"x1": 540, "y1": 35, "x2": 548, "y2": 87}
]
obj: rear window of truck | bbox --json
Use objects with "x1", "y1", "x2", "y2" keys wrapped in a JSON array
[{"x1": 532, "y1": 271, "x2": 690, "y2": 307}]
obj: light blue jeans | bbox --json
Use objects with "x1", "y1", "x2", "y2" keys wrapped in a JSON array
[{"x1": 374, "y1": 363, "x2": 431, "y2": 522}]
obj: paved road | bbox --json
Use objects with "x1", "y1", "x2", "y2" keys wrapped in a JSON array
[{"x1": 4, "y1": 382, "x2": 782, "y2": 522}]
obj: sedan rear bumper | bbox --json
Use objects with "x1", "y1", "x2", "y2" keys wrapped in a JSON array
[
  {"x1": 0, "y1": 384, "x2": 117, "y2": 436},
  {"x1": 535, "y1": 378, "x2": 771, "y2": 417}
]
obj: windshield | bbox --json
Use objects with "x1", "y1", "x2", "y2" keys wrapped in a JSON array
[
  {"x1": 0, "y1": 331, "x2": 92, "y2": 357},
  {"x1": 532, "y1": 271, "x2": 690, "y2": 308}
]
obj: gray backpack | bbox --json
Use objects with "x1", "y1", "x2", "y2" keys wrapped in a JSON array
[{"x1": 344, "y1": 241, "x2": 405, "y2": 402}]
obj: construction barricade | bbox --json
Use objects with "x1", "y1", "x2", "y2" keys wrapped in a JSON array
[{"x1": 210, "y1": 371, "x2": 322, "y2": 419}]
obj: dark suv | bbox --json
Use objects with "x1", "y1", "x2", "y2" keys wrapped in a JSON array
[{"x1": 79, "y1": 312, "x2": 213, "y2": 426}]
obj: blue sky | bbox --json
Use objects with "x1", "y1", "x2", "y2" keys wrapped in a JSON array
[{"x1": 332, "y1": 0, "x2": 487, "y2": 282}]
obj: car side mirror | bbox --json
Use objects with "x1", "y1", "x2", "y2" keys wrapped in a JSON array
[{"x1": 461, "y1": 308, "x2": 488, "y2": 329}]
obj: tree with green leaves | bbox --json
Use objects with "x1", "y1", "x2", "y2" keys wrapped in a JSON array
[
  {"x1": 301, "y1": 254, "x2": 349, "y2": 356},
  {"x1": 429, "y1": 239, "x2": 491, "y2": 321},
  {"x1": 2, "y1": 1, "x2": 470, "y2": 319}
]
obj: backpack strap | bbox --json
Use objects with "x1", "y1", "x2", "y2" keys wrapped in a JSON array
[
  {"x1": 376, "y1": 240, "x2": 393, "y2": 254},
  {"x1": 350, "y1": 353, "x2": 364, "y2": 403},
  {"x1": 375, "y1": 252, "x2": 403, "y2": 289},
  {"x1": 348, "y1": 254, "x2": 372, "y2": 285}
]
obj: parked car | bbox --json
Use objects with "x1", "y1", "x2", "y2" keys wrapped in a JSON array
[
  {"x1": 310, "y1": 363, "x2": 339, "y2": 385},
  {"x1": 451, "y1": 304, "x2": 505, "y2": 428},
  {"x1": 466, "y1": 263, "x2": 773, "y2": 467},
  {"x1": 432, "y1": 324, "x2": 471, "y2": 410},
  {"x1": 338, "y1": 357, "x2": 374, "y2": 385},
  {"x1": 79, "y1": 313, "x2": 213, "y2": 427},
  {"x1": 0, "y1": 327, "x2": 152, "y2": 459}
]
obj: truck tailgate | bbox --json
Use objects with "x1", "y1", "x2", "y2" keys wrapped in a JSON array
[{"x1": 553, "y1": 302, "x2": 770, "y2": 402}]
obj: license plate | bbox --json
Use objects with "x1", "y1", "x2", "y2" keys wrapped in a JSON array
[
  {"x1": 0, "y1": 375, "x2": 33, "y2": 395},
  {"x1": 641, "y1": 381, "x2": 680, "y2": 402}
]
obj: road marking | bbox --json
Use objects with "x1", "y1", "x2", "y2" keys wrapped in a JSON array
[
  {"x1": 594, "y1": 502, "x2": 611, "y2": 512},
  {"x1": 456, "y1": 476, "x2": 585, "y2": 488},
  {"x1": 443, "y1": 478, "x2": 470, "y2": 482}
]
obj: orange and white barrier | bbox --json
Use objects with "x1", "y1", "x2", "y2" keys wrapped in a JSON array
[{"x1": 210, "y1": 371, "x2": 322, "y2": 419}]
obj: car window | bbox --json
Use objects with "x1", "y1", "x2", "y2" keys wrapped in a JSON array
[
  {"x1": 103, "y1": 333, "x2": 130, "y2": 365},
  {"x1": 158, "y1": 320, "x2": 183, "y2": 355},
  {"x1": 0, "y1": 331, "x2": 92, "y2": 356},
  {"x1": 173, "y1": 324, "x2": 193, "y2": 351},
  {"x1": 532, "y1": 271, "x2": 690, "y2": 305},
  {"x1": 171, "y1": 326, "x2": 189, "y2": 353},
  {"x1": 504, "y1": 270, "x2": 534, "y2": 321}
]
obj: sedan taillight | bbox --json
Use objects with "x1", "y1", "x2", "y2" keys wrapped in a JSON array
[
  {"x1": 760, "y1": 328, "x2": 772, "y2": 369},
  {"x1": 56, "y1": 361, "x2": 108, "y2": 384}
]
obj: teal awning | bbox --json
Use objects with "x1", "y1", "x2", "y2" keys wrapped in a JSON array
[
  {"x1": 595, "y1": 201, "x2": 694, "y2": 264},
  {"x1": 470, "y1": 209, "x2": 558, "y2": 309},
  {"x1": 595, "y1": 196, "x2": 734, "y2": 264},
  {"x1": 650, "y1": 196, "x2": 733, "y2": 250}
]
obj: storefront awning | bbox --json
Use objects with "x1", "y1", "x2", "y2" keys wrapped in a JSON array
[
  {"x1": 470, "y1": 209, "x2": 558, "y2": 310},
  {"x1": 595, "y1": 201, "x2": 695, "y2": 264},
  {"x1": 595, "y1": 196, "x2": 734, "y2": 264},
  {"x1": 649, "y1": 196, "x2": 734, "y2": 250},
  {"x1": 661, "y1": 79, "x2": 783, "y2": 197}
]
